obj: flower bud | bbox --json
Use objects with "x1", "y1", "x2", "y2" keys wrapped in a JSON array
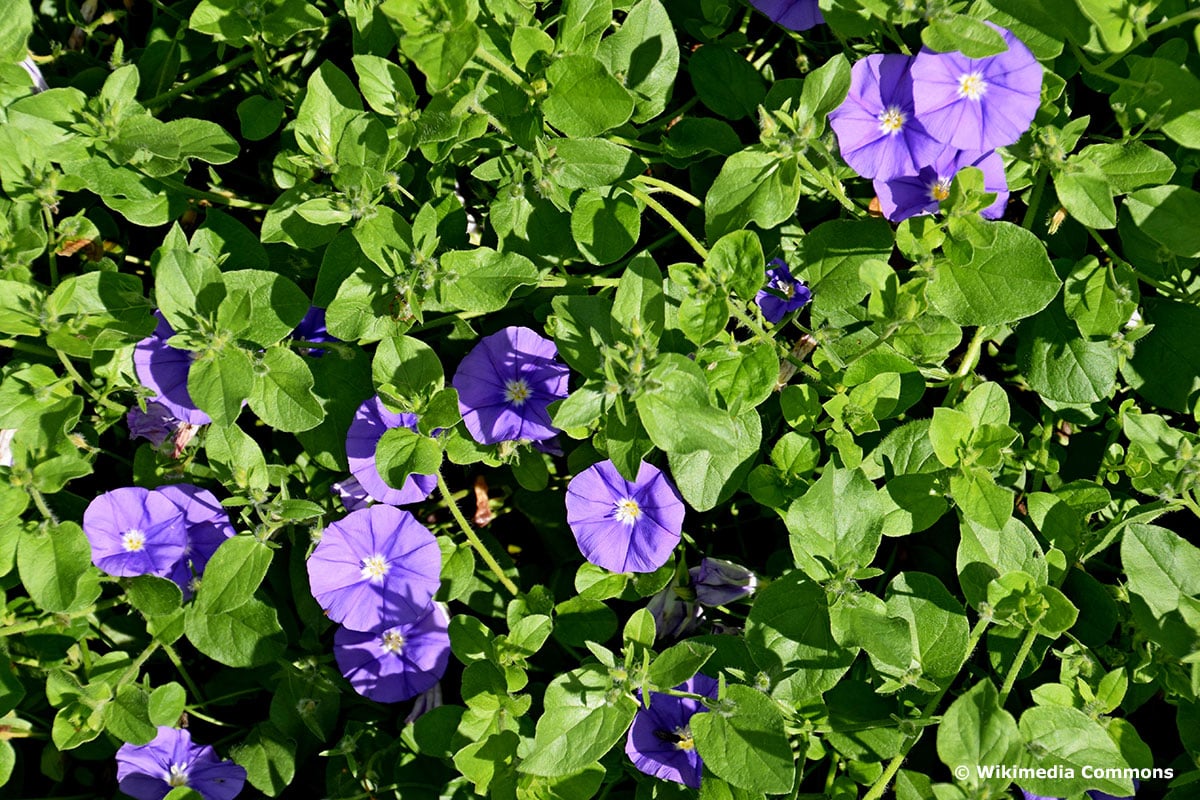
[{"x1": 689, "y1": 558, "x2": 758, "y2": 607}]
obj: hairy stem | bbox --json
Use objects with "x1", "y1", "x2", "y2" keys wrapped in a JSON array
[
  {"x1": 437, "y1": 472, "x2": 519, "y2": 595},
  {"x1": 631, "y1": 187, "x2": 708, "y2": 260}
]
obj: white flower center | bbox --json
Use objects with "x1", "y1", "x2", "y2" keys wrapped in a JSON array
[
  {"x1": 122, "y1": 529, "x2": 147, "y2": 552},
  {"x1": 381, "y1": 630, "x2": 405, "y2": 654},
  {"x1": 504, "y1": 379, "x2": 531, "y2": 406},
  {"x1": 877, "y1": 105, "x2": 906, "y2": 134},
  {"x1": 674, "y1": 726, "x2": 695, "y2": 751},
  {"x1": 614, "y1": 498, "x2": 642, "y2": 525},
  {"x1": 360, "y1": 554, "x2": 389, "y2": 582},
  {"x1": 957, "y1": 71, "x2": 987, "y2": 101},
  {"x1": 929, "y1": 179, "x2": 952, "y2": 202},
  {"x1": 167, "y1": 763, "x2": 189, "y2": 787}
]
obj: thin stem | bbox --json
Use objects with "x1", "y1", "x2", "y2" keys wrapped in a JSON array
[
  {"x1": 1021, "y1": 168, "x2": 1047, "y2": 230},
  {"x1": 795, "y1": 152, "x2": 857, "y2": 213},
  {"x1": 250, "y1": 38, "x2": 277, "y2": 98},
  {"x1": 155, "y1": 175, "x2": 271, "y2": 211},
  {"x1": 117, "y1": 640, "x2": 161, "y2": 688},
  {"x1": 43, "y1": 205, "x2": 58, "y2": 285},
  {"x1": 1087, "y1": 229, "x2": 1181, "y2": 298},
  {"x1": 144, "y1": 50, "x2": 255, "y2": 108},
  {"x1": 539, "y1": 276, "x2": 622, "y2": 289},
  {"x1": 475, "y1": 45, "x2": 530, "y2": 91},
  {"x1": 632, "y1": 175, "x2": 701, "y2": 207},
  {"x1": 630, "y1": 187, "x2": 708, "y2": 260},
  {"x1": 0, "y1": 597, "x2": 123, "y2": 637},
  {"x1": 945, "y1": 326, "x2": 986, "y2": 404},
  {"x1": 998, "y1": 625, "x2": 1039, "y2": 703},
  {"x1": 163, "y1": 642, "x2": 205, "y2": 703},
  {"x1": 57, "y1": 350, "x2": 125, "y2": 413},
  {"x1": 27, "y1": 484, "x2": 60, "y2": 525},
  {"x1": 1093, "y1": 8, "x2": 1200, "y2": 72},
  {"x1": 606, "y1": 135, "x2": 663, "y2": 155},
  {"x1": 1069, "y1": 43, "x2": 1145, "y2": 88},
  {"x1": 436, "y1": 472, "x2": 519, "y2": 596},
  {"x1": 1, "y1": 338, "x2": 57, "y2": 357}
]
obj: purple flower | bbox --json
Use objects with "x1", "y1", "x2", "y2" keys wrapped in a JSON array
[
  {"x1": 566, "y1": 460, "x2": 685, "y2": 574},
  {"x1": 127, "y1": 401, "x2": 182, "y2": 447},
  {"x1": 452, "y1": 326, "x2": 570, "y2": 445},
  {"x1": 332, "y1": 475, "x2": 371, "y2": 512},
  {"x1": 647, "y1": 582, "x2": 704, "y2": 641},
  {"x1": 346, "y1": 396, "x2": 437, "y2": 506},
  {"x1": 755, "y1": 259, "x2": 812, "y2": 323},
  {"x1": 333, "y1": 602, "x2": 450, "y2": 703},
  {"x1": 405, "y1": 682, "x2": 444, "y2": 724},
  {"x1": 625, "y1": 674, "x2": 719, "y2": 789},
  {"x1": 1020, "y1": 783, "x2": 1138, "y2": 800},
  {"x1": 83, "y1": 487, "x2": 188, "y2": 578},
  {"x1": 155, "y1": 484, "x2": 236, "y2": 599},
  {"x1": 133, "y1": 312, "x2": 211, "y2": 426},
  {"x1": 748, "y1": 0, "x2": 823, "y2": 31},
  {"x1": 690, "y1": 557, "x2": 758, "y2": 607},
  {"x1": 291, "y1": 306, "x2": 338, "y2": 357},
  {"x1": 306, "y1": 504, "x2": 442, "y2": 632},
  {"x1": 873, "y1": 148, "x2": 1009, "y2": 222},
  {"x1": 910, "y1": 23, "x2": 1042, "y2": 152},
  {"x1": 116, "y1": 726, "x2": 246, "y2": 800},
  {"x1": 829, "y1": 54, "x2": 949, "y2": 181}
]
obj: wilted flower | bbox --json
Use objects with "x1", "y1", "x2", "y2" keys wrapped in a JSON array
[
  {"x1": 452, "y1": 326, "x2": 570, "y2": 445},
  {"x1": 690, "y1": 557, "x2": 758, "y2": 607},
  {"x1": 307, "y1": 505, "x2": 442, "y2": 632},
  {"x1": 83, "y1": 487, "x2": 188, "y2": 578},
  {"x1": 625, "y1": 674, "x2": 719, "y2": 789},
  {"x1": 116, "y1": 726, "x2": 246, "y2": 800},
  {"x1": 331, "y1": 475, "x2": 371, "y2": 512},
  {"x1": 156, "y1": 484, "x2": 236, "y2": 598},
  {"x1": 829, "y1": 54, "x2": 947, "y2": 181},
  {"x1": 873, "y1": 148, "x2": 1009, "y2": 222},
  {"x1": 755, "y1": 259, "x2": 812, "y2": 323},
  {"x1": 647, "y1": 582, "x2": 704, "y2": 641},
  {"x1": 910, "y1": 23, "x2": 1042, "y2": 152},
  {"x1": 127, "y1": 401, "x2": 182, "y2": 447},
  {"x1": 346, "y1": 396, "x2": 437, "y2": 506},
  {"x1": 566, "y1": 460, "x2": 686, "y2": 574},
  {"x1": 291, "y1": 306, "x2": 338, "y2": 357},
  {"x1": 333, "y1": 602, "x2": 450, "y2": 703},
  {"x1": 747, "y1": 0, "x2": 823, "y2": 31},
  {"x1": 133, "y1": 312, "x2": 211, "y2": 426}
]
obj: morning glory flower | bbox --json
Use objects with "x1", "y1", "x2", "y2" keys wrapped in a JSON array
[
  {"x1": 346, "y1": 396, "x2": 437, "y2": 506},
  {"x1": 829, "y1": 54, "x2": 948, "y2": 181},
  {"x1": 873, "y1": 148, "x2": 1009, "y2": 222},
  {"x1": 156, "y1": 484, "x2": 236, "y2": 598},
  {"x1": 910, "y1": 23, "x2": 1043, "y2": 152},
  {"x1": 566, "y1": 460, "x2": 685, "y2": 574},
  {"x1": 83, "y1": 487, "x2": 188, "y2": 578},
  {"x1": 291, "y1": 306, "x2": 338, "y2": 357},
  {"x1": 333, "y1": 602, "x2": 451, "y2": 703},
  {"x1": 116, "y1": 725, "x2": 246, "y2": 800},
  {"x1": 452, "y1": 326, "x2": 570, "y2": 445},
  {"x1": 127, "y1": 401, "x2": 182, "y2": 447},
  {"x1": 306, "y1": 504, "x2": 442, "y2": 632},
  {"x1": 748, "y1": 0, "x2": 823, "y2": 31},
  {"x1": 690, "y1": 557, "x2": 758, "y2": 607},
  {"x1": 755, "y1": 259, "x2": 812, "y2": 323},
  {"x1": 133, "y1": 312, "x2": 211, "y2": 426},
  {"x1": 625, "y1": 674, "x2": 719, "y2": 789}
]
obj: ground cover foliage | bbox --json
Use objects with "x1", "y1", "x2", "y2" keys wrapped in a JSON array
[{"x1": 2, "y1": 0, "x2": 1200, "y2": 798}]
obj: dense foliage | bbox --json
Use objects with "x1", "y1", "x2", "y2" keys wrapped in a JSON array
[{"x1": 3, "y1": 0, "x2": 1200, "y2": 798}]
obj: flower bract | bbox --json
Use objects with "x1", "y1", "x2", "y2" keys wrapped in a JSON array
[
  {"x1": 346, "y1": 395, "x2": 437, "y2": 506},
  {"x1": 625, "y1": 674, "x2": 719, "y2": 789},
  {"x1": 83, "y1": 487, "x2": 189, "y2": 578},
  {"x1": 755, "y1": 259, "x2": 812, "y2": 323},
  {"x1": 566, "y1": 460, "x2": 685, "y2": 573},
  {"x1": 116, "y1": 726, "x2": 246, "y2": 800},
  {"x1": 307, "y1": 504, "x2": 442, "y2": 631},
  {"x1": 452, "y1": 326, "x2": 570, "y2": 445},
  {"x1": 133, "y1": 312, "x2": 211, "y2": 426},
  {"x1": 910, "y1": 23, "x2": 1042, "y2": 152},
  {"x1": 333, "y1": 602, "x2": 450, "y2": 703}
]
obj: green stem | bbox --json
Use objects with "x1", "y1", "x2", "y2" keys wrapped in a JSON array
[
  {"x1": 1093, "y1": 8, "x2": 1200, "y2": 72},
  {"x1": 945, "y1": 326, "x2": 986, "y2": 404},
  {"x1": 998, "y1": 625, "x2": 1039, "y2": 704},
  {"x1": 144, "y1": 50, "x2": 255, "y2": 108},
  {"x1": 632, "y1": 175, "x2": 701, "y2": 207},
  {"x1": 475, "y1": 45, "x2": 530, "y2": 91},
  {"x1": 1, "y1": 338, "x2": 57, "y2": 357},
  {"x1": 630, "y1": 187, "x2": 708, "y2": 260},
  {"x1": 1021, "y1": 168, "x2": 1047, "y2": 230},
  {"x1": 27, "y1": 484, "x2": 59, "y2": 525},
  {"x1": 0, "y1": 597, "x2": 123, "y2": 637},
  {"x1": 43, "y1": 205, "x2": 58, "y2": 285},
  {"x1": 862, "y1": 616, "x2": 991, "y2": 800},
  {"x1": 155, "y1": 175, "x2": 271, "y2": 211},
  {"x1": 1086, "y1": 229, "x2": 1181, "y2": 298},
  {"x1": 250, "y1": 38, "x2": 277, "y2": 98},
  {"x1": 539, "y1": 276, "x2": 622, "y2": 289},
  {"x1": 163, "y1": 642, "x2": 205, "y2": 703},
  {"x1": 436, "y1": 472, "x2": 519, "y2": 596},
  {"x1": 795, "y1": 152, "x2": 857, "y2": 213},
  {"x1": 1069, "y1": 43, "x2": 1145, "y2": 87},
  {"x1": 57, "y1": 350, "x2": 125, "y2": 413},
  {"x1": 606, "y1": 135, "x2": 663, "y2": 155},
  {"x1": 117, "y1": 641, "x2": 161, "y2": 688}
]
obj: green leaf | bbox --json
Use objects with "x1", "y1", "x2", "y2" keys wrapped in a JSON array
[
  {"x1": 667, "y1": 409, "x2": 760, "y2": 511},
  {"x1": 153, "y1": 238, "x2": 225, "y2": 330},
  {"x1": 103, "y1": 685, "x2": 157, "y2": 745},
  {"x1": 886, "y1": 572, "x2": 969, "y2": 682},
  {"x1": 352, "y1": 54, "x2": 417, "y2": 117},
  {"x1": 704, "y1": 149, "x2": 800, "y2": 240},
  {"x1": 148, "y1": 683, "x2": 187, "y2": 727},
  {"x1": 612, "y1": 252, "x2": 664, "y2": 338},
  {"x1": 234, "y1": 722, "x2": 297, "y2": 797},
  {"x1": 294, "y1": 62, "x2": 363, "y2": 166},
  {"x1": 17, "y1": 522, "x2": 102, "y2": 614},
  {"x1": 519, "y1": 665, "x2": 638, "y2": 776},
  {"x1": 786, "y1": 468, "x2": 887, "y2": 580},
  {"x1": 436, "y1": 248, "x2": 538, "y2": 313},
  {"x1": 382, "y1": 1, "x2": 479, "y2": 93},
  {"x1": 957, "y1": 517, "x2": 1047, "y2": 609},
  {"x1": 550, "y1": 138, "x2": 645, "y2": 190},
  {"x1": 802, "y1": 219, "x2": 894, "y2": 310},
  {"x1": 707, "y1": 230, "x2": 764, "y2": 302},
  {"x1": 221, "y1": 269, "x2": 310, "y2": 347},
  {"x1": 1123, "y1": 185, "x2": 1200, "y2": 258},
  {"x1": 595, "y1": 0, "x2": 679, "y2": 122},
  {"x1": 1123, "y1": 297, "x2": 1200, "y2": 413},
  {"x1": 184, "y1": 598, "x2": 287, "y2": 668},
  {"x1": 1063, "y1": 255, "x2": 1138, "y2": 338},
  {"x1": 1074, "y1": 0, "x2": 1135, "y2": 52},
  {"x1": 193, "y1": 536, "x2": 273, "y2": 616},
  {"x1": 692, "y1": 685, "x2": 796, "y2": 794},
  {"x1": 1056, "y1": 163, "x2": 1116, "y2": 229},
  {"x1": 1017, "y1": 706, "x2": 1133, "y2": 797},
  {"x1": 570, "y1": 187, "x2": 641, "y2": 265},
  {"x1": 125, "y1": 575, "x2": 184, "y2": 617},
  {"x1": 0, "y1": 0, "x2": 33, "y2": 63},
  {"x1": 635, "y1": 355, "x2": 737, "y2": 454},
  {"x1": 927, "y1": 222, "x2": 1061, "y2": 325},
  {"x1": 248, "y1": 345, "x2": 325, "y2": 432},
  {"x1": 1077, "y1": 141, "x2": 1175, "y2": 194},
  {"x1": 237, "y1": 95, "x2": 285, "y2": 141},
  {"x1": 1122, "y1": 523, "x2": 1200, "y2": 659},
  {"x1": 797, "y1": 53, "x2": 851, "y2": 120},
  {"x1": 376, "y1": 426, "x2": 442, "y2": 490},
  {"x1": 922, "y1": 15, "x2": 1009, "y2": 57},
  {"x1": 950, "y1": 467, "x2": 1012, "y2": 531},
  {"x1": 516, "y1": 765, "x2": 605, "y2": 800},
  {"x1": 373, "y1": 334, "x2": 444, "y2": 405},
  {"x1": 205, "y1": 422, "x2": 270, "y2": 492},
  {"x1": 687, "y1": 44, "x2": 766, "y2": 120},
  {"x1": 188, "y1": 346, "x2": 253, "y2": 426},
  {"x1": 937, "y1": 681, "x2": 1021, "y2": 795},
  {"x1": 544, "y1": 55, "x2": 634, "y2": 138},
  {"x1": 648, "y1": 641, "x2": 716, "y2": 690},
  {"x1": 1018, "y1": 302, "x2": 1118, "y2": 404}
]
